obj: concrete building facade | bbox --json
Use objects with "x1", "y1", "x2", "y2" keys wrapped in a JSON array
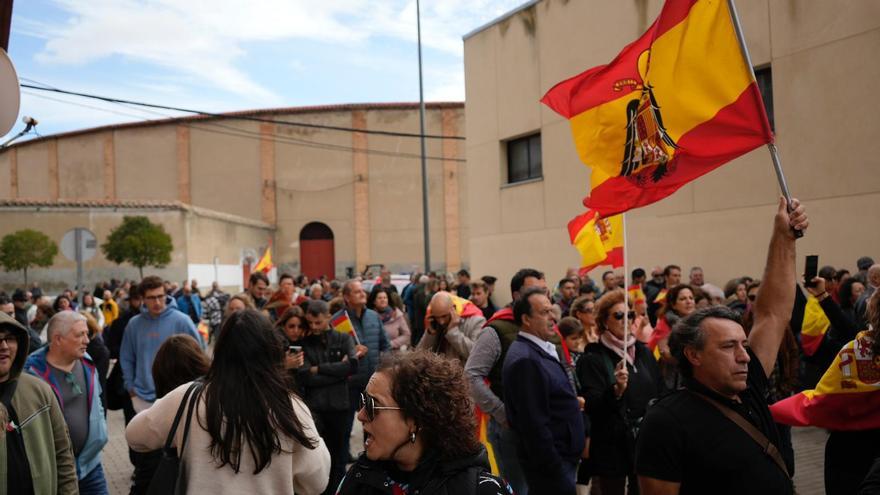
[
  {"x1": 0, "y1": 103, "x2": 466, "y2": 291},
  {"x1": 463, "y1": 0, "x2": 880, "y2": 303}
]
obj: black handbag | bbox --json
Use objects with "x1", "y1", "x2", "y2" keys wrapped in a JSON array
[
  {"x1": 105, "y1": 364, "x2": 128, "y2": 411},
  {"x1": 147, "y1": 381, "x2": 203, "y2": 495}
]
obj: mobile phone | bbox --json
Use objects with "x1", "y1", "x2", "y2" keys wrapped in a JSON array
[
  {"x1": 804, "y1": 255, "x2": 819, "y2": 288},
  {"x1": 289, "y1": 345, "x2": 302, "y2": 354}
]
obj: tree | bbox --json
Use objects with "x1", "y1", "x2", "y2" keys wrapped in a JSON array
[
  {"x1": 101, "y1": 216, "x2": 173, "y2": 279},
  {"x1": 0, "y1": 229, "x2": 58, "y2": 285}
]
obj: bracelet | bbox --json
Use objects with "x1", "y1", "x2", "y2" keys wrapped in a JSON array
[{"x1": 816, "y1": 292, "x2": 829, "y2": 301}]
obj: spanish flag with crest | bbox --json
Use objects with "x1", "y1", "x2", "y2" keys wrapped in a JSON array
[
  {"x1": 567, "y1": 209, "x2": 624, "y2": 275},
  {"x1": 542, "y1": 0, "x2": 773, "y2": 217},
  {"x1": 770, "y1": 332, "x2": 880, "y2": 431}
]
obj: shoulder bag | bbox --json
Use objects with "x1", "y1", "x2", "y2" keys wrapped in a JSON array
[
  {"x1": 690, "y1": 390, "x2": 798, "y2": 494},
  {"x1": 147, "y1": 381, "x2": 203, "y2": 495}
]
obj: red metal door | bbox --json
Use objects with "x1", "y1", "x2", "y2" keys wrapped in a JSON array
[{"x1": 300, "y1": 222, "x2": 335, "y2": 280}]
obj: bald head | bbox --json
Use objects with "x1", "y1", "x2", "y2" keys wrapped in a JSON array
[{"x1": 429, "y1": 292, "x2": 454, "y2": 315}]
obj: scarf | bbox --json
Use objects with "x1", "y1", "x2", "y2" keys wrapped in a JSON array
[
  {"x1": 379, "y1": 306, "x2": 395, "y2": 324},
  {"x1": 600, "y1": 330, "x2": 637, "y2": 368}
]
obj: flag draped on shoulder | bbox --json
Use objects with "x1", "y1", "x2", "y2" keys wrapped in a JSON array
[
  {"x1": 542, "y1": 0, "x2": 773, "y2": 217},
  {"x1": 567, "y1": 209, "x2": 624, "y2": 275},
  {"x1": 770, "y1": 332, "x2": 880, "y2": 430}
]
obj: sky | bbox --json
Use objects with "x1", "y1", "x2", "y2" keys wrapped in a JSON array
[{"x1": 2, "y1": 0, "x2": 526, "y2": 141}]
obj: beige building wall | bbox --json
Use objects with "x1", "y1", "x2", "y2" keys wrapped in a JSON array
[
  {"x1": 1, "y1": 103, "x2": 466, "y2": 285},
  {"x1": 464, "y1": 0, "x2": 880, "y2": 303}
]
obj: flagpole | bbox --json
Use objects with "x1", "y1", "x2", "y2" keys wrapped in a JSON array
[
  {"x1": 726, "y1": 0, "x2": 803, "y2": 238},
  {"x1": 622, "y1": 212, "x2": 629, "y2": 361}
]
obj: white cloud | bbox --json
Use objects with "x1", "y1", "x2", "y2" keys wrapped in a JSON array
[{"x1": 22, "y1": 0, "x2": 524, "y2": 102}]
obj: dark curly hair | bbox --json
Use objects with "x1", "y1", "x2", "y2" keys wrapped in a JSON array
[
  {"x1": 376, "y1": 350, "x2": 480, "y2": 461},
  {"x1": 658, "y1": 284, "x2": 696, "y2": 319}
]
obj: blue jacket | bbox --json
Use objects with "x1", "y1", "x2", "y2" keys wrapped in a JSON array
[
  {"x1": 176, "y1": 293, "x2": 202, "y2": 321},
  {"x1": 24, "y1": 348, "x2": 108, "y2": 479},
  {"x1": 333, "y1": 306, "x2": 389, "y2": 391},
  {"x1": 502, "y1": 334, "x2": 585, "y2": 489},
  {"x1": 120, "y1": 296, "x2": 203, "y2": 402}
]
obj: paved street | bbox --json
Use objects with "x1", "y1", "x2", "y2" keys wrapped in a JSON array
[{"x1": 103, "y1": 406, "x2": 829, "y2": 494}]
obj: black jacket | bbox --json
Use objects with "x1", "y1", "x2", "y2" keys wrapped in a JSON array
[
  {"x1": 337, "y1": 448, "x2": 510, "y2": 495},
  {"x1": 577, "y1": 341, "x2": 664, "y2": 476},
  {"x1": 296, "y1": 329, "x2": 357, "y2": 412}
]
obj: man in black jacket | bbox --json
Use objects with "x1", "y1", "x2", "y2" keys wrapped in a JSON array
[
  {"x1": 299, "y1": 299, "x2": 362, "y2": 495},
  {"x1": 502, "y1": 287, "x2": 584, "y2": 495}
]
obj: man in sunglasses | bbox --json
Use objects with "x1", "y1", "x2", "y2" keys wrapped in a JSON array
[
  {"x1": 0, "y1": 310, "x2": 78, "y2": 495},
  {"x1": 25, "y1": 311, "x2": 109, "y2": 494}
]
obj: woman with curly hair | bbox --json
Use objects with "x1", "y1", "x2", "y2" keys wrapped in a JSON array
[{"x1": 337, "y1": 350, "x2": 512, "y2": 495}]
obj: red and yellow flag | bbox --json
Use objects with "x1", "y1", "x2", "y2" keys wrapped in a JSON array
[
  {"x1": 567, "y1": 209, "x2": 624, "y2": 275},
  {"x1": 800, "y1": 295, "x2": 831, "y2": 357},
  {"x1": 331, "y1": 312, "x2": 355, "y2": 335},
  {"x1": 253, "y1": 245, "x2": 273, "y2": 274},
  {"x1": 542, "y1": 0, "x2": 772, "y2": 217},
  {"x1": 771, "y1": 332, "x2": 880, "y2": 430},
  {"x1": 628, "y1": 284, "x2": 646, "y2": 304}
]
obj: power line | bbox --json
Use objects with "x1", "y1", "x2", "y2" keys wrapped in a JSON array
[
  {"x1": 20, "y1": 88, "x2": 465, "y2": 162},
  {"x1": 20, "y1": 82, "x2": 465, "y2": 140}
]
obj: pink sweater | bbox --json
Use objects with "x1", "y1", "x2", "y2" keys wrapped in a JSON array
[{"x1": 126, "y1": 382, "x2": 330, "y2": 494}]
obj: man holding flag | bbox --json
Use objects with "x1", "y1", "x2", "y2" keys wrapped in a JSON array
[{"x1": 332, "y1": 280, "x2": 389, "y2": 461}]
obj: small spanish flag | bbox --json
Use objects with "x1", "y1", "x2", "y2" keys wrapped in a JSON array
[
  {"x1": 542, "y1": 0, "x2": 773, "y2": 217},
  {"x1": 253, "y1": 245, "x2": 273, "y2": 274},
  {"x1": 331, "y1": 311, "x2": 355, "y2": 335},
  {"x1": 628, "y1": 284, "x2": 646, "y2": 305},
  {"x1": 800, "y1": 295, "x2": 831, "y2": 357},
  {"x1": 567, "y1": 209, "x2": 624, "y2": 275},
  {"x1": 770, "y1": 331, "x2": 880, "y2": 431}
]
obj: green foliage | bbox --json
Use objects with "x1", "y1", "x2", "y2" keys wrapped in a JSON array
[
  {"x1": 0, "y1": 229, "x2": 58, "y2": 284},
  {"x1": 101, "y1": 216, "x2": 173, "y2": 278}
]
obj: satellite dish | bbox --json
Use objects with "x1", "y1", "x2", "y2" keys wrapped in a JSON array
[{"x1": 0, "y1": 48, "x2": 20, "y2": 136}]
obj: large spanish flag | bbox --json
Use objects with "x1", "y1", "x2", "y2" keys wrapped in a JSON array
[
  {"x1": 542, "y1": 0, "x2": 773, "y2": 217},
  {"x1": 567, "y1": 209, "x2": 624, "y2": 275},
  {"x1": 770, "y1": 332, "x2": 880, "y2": 430}
]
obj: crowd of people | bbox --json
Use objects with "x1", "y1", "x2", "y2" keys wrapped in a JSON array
[{"x1": 0, "y1": 199, "x2": 879, "y2": 494}]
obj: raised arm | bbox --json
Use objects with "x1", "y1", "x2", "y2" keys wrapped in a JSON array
[{"x1": 749, "y1": 197, "x2": 808, "y2": 377}]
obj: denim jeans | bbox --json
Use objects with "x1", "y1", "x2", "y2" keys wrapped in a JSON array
[
  {"x1": 78, "y1": 463, "x2": 109, "y2": 495},
  {"x1": 487, "y1": 417, "x2": 529, "y2": 495}
]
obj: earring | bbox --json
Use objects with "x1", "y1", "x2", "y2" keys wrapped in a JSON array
[{"x1": 409, "y1": 431, "x2": 417, "y2": 444}]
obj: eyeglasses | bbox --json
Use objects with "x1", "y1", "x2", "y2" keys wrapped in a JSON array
[
  {"x1": 613, "y1": 311, "x2": 636, "y2": 321},
  {"x1": 359, "y1": 392, "x2": 401, "y2": 422},
  {"x1": 63, "y1": 371, "x2": 83, "y2": 397},
  {"x1": 0, "y1": 335, "x2": 17, "y2": 346},
  {"x1": 143, "y1": 295, "x2": 165, "y2": 302}
]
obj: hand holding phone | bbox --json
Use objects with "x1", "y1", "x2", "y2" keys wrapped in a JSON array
[{"x1": 804, "y1": 255, "x2": 819, "y2": 288}]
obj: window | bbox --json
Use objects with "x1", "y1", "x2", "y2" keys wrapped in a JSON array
[
  {"x1": 755, "y1": 66, "x2": 774, "y2": 132},
  {"x1": 506, "y1": 133, "x2": 542, "y2": 184}
]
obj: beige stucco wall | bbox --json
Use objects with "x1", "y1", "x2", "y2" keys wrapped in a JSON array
[
  {"x1": 0, "y1": 207, "x2": 188, "y2": 290},
  {"x1": 465, "y1": 0, "x2": 880, "y2": 304},
  {"x1": 114, "y1": 125, "x2": 178, "y2": 202},
  {"x1": 1, "y1": 104, "x2": 466, "y2": 283},
  {"x1": 0, "y1": 205, "x2": 273, "y2": 292}
]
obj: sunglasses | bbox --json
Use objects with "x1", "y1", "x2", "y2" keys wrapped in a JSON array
[
  {"x1": 748, "y1": 294, "x2": 757, "y2": 302},
  {"x1": 613, "y1": 311, "x2": 636, "y2": 321},
  {"x1": 359, "y1": 392, "x2": 401, "y2": 422}
]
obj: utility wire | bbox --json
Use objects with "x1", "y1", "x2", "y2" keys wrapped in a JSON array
[
  {"x1": 20, "y1": 88, "x2": 465, "y2": 162},
  {"x1": 20, "y1": 82, "x2": 465, "y2": 140}
]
